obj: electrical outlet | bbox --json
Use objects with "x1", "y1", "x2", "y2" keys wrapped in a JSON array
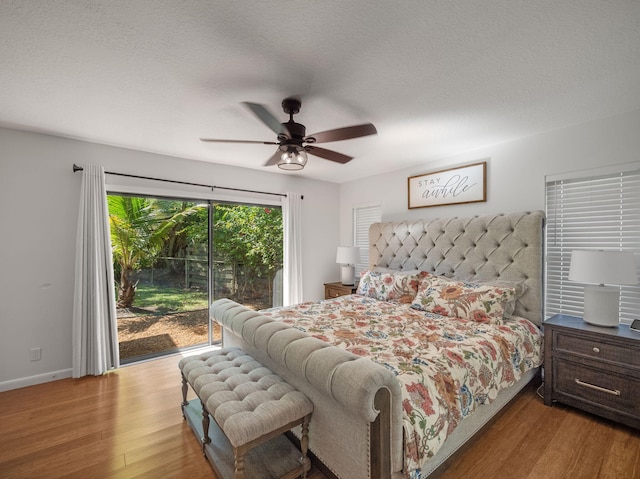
[{"x1": 30, "y1": 348, "x2": 41, "y2": 361}]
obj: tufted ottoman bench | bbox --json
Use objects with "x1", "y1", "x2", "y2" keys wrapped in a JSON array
[{"x1": 179, "y1": 347, "x2": 313, "y2": 479}]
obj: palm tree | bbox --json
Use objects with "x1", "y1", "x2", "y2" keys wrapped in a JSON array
[{"x1": 107, "y1": 196, "x2": 205, "y2": 308}]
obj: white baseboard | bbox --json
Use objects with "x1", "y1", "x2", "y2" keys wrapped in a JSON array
[{"x1": 0, "y1": 368, "x2": 72, "y2": 392}]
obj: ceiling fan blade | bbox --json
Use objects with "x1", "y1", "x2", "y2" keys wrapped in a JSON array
[
  {"x1": 306, "y1": 123, "x2": 377, "y2": 143},
  {"x1": 242, "y1": 102, "x2": 291, "y2": 138},
  {"x1": 305, "y1": 146, "x2": 353, "y2": 164},
  {"x1": 200, "y1": 138, "x2": 278, "y2": 145},
  {"x1": 263, "y1": 150, "x2": 281, "y2": 167}
]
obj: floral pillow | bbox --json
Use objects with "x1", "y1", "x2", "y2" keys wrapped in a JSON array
[
  {"x1": 357, "y1": 270, "x2": 427, "y2": 303},
  {"x1": 473, "y1": 279, "x2": 527, "y2": 319},
  {"x1": 410, "y1": 274, "x2": 516, "y2": 324}
]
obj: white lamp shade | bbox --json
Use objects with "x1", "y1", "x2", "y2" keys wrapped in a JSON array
[
  {"x1": 336, "y1": 246, "x2": 361, "y2": 265},
  {"x1": 569, "y1": 250, "x2": 638, "y2": 285},
  {"x1": 569, "y1": 249, "x2": 638, "y2": 327}
]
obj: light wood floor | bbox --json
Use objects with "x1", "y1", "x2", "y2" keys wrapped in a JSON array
[
  {"x1": 436, "y1": 382, "x2": 640, "y2": 479},
  {"x1": 1, "y1": 352, "x2": 638, "y2": 479}
]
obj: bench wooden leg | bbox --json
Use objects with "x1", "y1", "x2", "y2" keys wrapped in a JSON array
[
  {"x1": 234, "y1": 445, "x2": 247, "y2": 479},
  {"x1": 201, "y1": 401, "x2": 211, "y2": 454},
  {"x1": 180, "y1": 374, "x2": 189, "y2": 418},
  {"x1": 300, "y1": 414, "x2": 311, "y2": 479}
]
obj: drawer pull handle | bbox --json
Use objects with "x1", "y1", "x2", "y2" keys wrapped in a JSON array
[
  {"x1": 575, "y1": 378, "x2": 621, "y2": 396},
  {"x1": 592, "y1": 347, "x2": 600, "y2": 353}
]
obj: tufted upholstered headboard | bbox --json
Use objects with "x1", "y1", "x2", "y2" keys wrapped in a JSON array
[{"x1": 369, "y1": 210, "x2": 545, "y2": 326}]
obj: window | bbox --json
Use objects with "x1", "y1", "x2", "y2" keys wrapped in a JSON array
[
  {"x1": 545, "y1": 164, "x2": 640, "y2": 324},
  {"x1": 353, "y1": 202, "x2": 382, "y2": 278}
]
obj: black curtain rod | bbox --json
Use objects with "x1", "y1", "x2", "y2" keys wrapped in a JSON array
[{"x1": 72, "y1": 164, "x2": 300, "y2": 199}]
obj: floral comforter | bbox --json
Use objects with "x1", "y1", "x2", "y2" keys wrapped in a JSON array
[{"x1": 261, "y1": 295, "x2": 543, "y2": 477}]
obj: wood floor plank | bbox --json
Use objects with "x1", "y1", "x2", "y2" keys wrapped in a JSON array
[
  {"x1": 600, "y1": 427, "x2": 640, "y2": 479},
  {"x1": 2, "y1": 353, "x2": 639, "y2": 479}
]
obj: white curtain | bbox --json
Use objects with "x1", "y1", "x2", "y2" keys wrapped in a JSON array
[
  {"x1": 72, "y1": 165, "x2": 119, "y2": 377},
  {"x1": 282, "y1": 192, "x2": 303, "y2": 305}
]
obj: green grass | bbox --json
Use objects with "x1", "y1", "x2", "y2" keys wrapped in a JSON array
[{"x1": 132, "y1": 284, "x2": 208, "y2": 314}]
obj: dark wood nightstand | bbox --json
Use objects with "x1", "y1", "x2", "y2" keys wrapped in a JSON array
[
  {"x1": 324, "y1": 282, "x2": 357, "y2": 299},
  {"x1": 543, "y1": 314, "x2": 640, "y2": 429}
]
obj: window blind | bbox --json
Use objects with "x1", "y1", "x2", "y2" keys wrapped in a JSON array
[
  {"x1": 353, "y1": 203, "x2": 382, "y2": 279},
  {"x1": 545, "y1": 166, "x2": 640, "y2": 324}
]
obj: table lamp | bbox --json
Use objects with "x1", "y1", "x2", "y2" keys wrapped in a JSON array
[
  {"x1": 336, "y1": 246, "x2": 360, "y2": 285},
  {"x1": 569, "y1": 249, "x2": 638, "y2": 327}
]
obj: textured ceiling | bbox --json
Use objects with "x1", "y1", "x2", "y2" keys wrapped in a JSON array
[{"x1": 1, "y1": 1, "x2": 639, "y2": 183}]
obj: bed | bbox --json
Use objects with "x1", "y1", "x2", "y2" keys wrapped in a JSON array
[{"x1": 209, "y1": 210, "x2": 545, "y2": 479}]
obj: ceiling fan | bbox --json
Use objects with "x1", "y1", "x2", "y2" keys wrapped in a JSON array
[{"x1": 201, "y1": 97, "x2": 377, "y2": 170}]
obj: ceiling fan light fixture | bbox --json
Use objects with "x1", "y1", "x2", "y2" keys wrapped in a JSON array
[
  {"x1": 202, "y1": 98, "x2": 377, "y2": 169},
  {"x1": 278, "y1": 146, "x2": 307, "y2": 170}
]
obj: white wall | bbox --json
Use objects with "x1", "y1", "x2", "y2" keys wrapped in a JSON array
[
  {"x1": 0, "y1": 128, "x2": 340, "y2": 389},
  {"x1": 339, "y1": 109, "x2": 640, "y2": 244}
]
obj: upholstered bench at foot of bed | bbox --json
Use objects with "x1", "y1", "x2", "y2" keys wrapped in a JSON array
[{"x1": 179, "y1": 347, "x2": 314, "y2": 479}]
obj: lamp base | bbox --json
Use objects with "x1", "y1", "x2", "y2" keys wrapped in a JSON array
[
  {"x1": 341, "y1": 265, "x2": 355, "y2": 286},
  {"x1": 583, "y1": 285, "x2": 619, "y2": 327}
]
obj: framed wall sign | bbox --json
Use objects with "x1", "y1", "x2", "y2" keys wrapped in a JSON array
[{"x1": 408, "y1": 161, "x2": 487, "y2": 209}]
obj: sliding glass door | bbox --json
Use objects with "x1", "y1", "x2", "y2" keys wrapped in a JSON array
[{"x1": 107, "y1": 194, "x2": 283, "y2": 363}]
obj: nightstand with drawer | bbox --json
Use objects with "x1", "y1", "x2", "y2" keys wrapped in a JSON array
[
  {"x1": 543, "y1": 314, "x2": 640, "y2": 430},
  {"x1": 324, "y1": 282, "x2": 357, "y2": 299}
]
